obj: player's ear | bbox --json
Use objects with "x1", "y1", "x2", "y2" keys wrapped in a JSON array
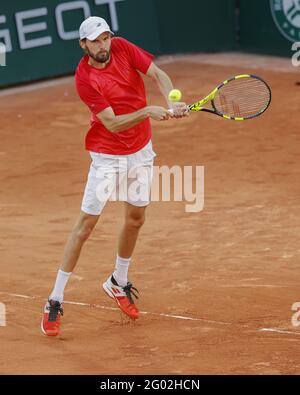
[{"x1": 79, "y1": 39, "x2": 86, "y2": 49}]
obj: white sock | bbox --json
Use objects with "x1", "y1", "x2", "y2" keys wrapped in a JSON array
[
  {"x1": 113, "y1": 255, "x2": 131, "y2": 287},
  {"x1": 49, "y1": 269, "x2": 72, "y2": 303}
]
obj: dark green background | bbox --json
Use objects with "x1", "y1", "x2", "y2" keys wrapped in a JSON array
[
  {"x1": 239, "y1": 0, "x2": 294, "y2": 56},
  {"x1": 0, "y1": 0, "x2": 162, "y2": 86},
  {"x1": 153, "y1": 0, "x2": 236, "y2": 54},
  {"x1": 0, "y1": 0, "x2": 295, "y2": 87}
]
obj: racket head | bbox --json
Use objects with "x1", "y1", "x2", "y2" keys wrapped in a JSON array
[
  {"x1": 211, "y1": 74, "x2": 272, "y2": 120},
  {"x1": 189, "y1": 74, "x2": 272, "y2": 120}
]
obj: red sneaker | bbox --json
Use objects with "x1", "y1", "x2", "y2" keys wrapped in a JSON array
[
  {"x1": 103, "y1": 275, "x2": 139, "y2": 320},
  {"x1": 41, "y1": 299, "x2": 64, "y2": 336}
]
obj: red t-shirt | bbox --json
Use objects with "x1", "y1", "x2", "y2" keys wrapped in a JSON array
[{"x1": 75, "y1": 37, "x2": 154, "y2": 154}]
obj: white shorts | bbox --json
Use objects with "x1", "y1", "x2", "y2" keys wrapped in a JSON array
[{"x1": 81, "y1": 140, "x2": 156, "y2": 215}]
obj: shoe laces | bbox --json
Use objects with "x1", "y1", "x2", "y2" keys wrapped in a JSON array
[
  {"x1": 123, "y1": 283, "x2": 139, "y2": 305},
  {"x1": 48, "y1": 300, "x2": 64, "y2": 322}
]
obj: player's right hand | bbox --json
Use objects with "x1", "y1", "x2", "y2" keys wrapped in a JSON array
[{"x1": 147, "y1": 106, "x2": 170, "y2": 121}]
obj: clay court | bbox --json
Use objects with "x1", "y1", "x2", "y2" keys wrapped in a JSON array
[{"x1": 1, "y1": 53, "x2": 300, "y2": 374}]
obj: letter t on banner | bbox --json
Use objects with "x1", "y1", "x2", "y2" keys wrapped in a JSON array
[{"x1": 94, "y1": 0, "x2": 124, "y2": 31}]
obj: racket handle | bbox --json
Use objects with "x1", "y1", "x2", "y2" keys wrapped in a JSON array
[{"x1": 168, "y1": 108, "x2": 190, "y2": 116}]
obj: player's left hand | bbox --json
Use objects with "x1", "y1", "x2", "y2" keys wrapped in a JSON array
[{"x1": 169, "y1": 102, "x2": 189, "y2": 118}]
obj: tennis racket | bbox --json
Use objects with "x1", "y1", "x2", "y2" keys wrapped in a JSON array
[{"x1": 171, "y1": 74, "x2": 271, "y2": 121}]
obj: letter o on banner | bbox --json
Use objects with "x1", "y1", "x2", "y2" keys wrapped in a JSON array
[{"x1": 56, "y1": 1, "x2": 91, "y2": 40}]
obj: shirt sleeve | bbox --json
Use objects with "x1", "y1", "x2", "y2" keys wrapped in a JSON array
[
  {"x1": 76, "y1": 79, "x2": 110, "y2": 115},
  {"x1": 120, "y1": 38, "x2": 154, "y2": 74}
]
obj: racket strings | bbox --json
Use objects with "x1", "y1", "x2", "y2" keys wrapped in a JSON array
[{"x1": 213, "y1": 78, "x2": 271, "y2": 118}]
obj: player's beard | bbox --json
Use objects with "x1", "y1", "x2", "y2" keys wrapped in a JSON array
[{"x1": 85, "y1": 47, "x2": 110, "y2": 64}]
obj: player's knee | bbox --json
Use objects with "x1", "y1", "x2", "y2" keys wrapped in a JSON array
[
  {"x1": 126, "y1": 212, "x2": 145, "y2": 229},
  {"x1": 75, "y1": 226, "x2": 93, "y2": 242},
  {"x1": 74, "y1": 216, "x2": 97, "y2": 242}
]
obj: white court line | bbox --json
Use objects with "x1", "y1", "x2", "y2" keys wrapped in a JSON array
[
  {"x1": 221, "y1": 285, "x2": 288, "y2": 288},
  {"x1": 259, "y1": 328, "x2": 300, "y2": 336},
  {"x1": 8, "y1": 293, "x2": 34, "y2": 299},
  {"x1": 138, "y1": 311, "x2": 231, "y2": 324},
  {"x1": 0, "y1": 291, "x2": 232, "y2": 325},
  {"x1": 6, "y1": 292, "x2": 299, "y2": 333}
]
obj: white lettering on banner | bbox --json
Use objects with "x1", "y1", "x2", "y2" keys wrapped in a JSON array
[
  {"x1": 56, "y1": 1, "x2": 91, "y2": 40},
  {"x1": 15, "y1": 8, "x2": 52, "y2": 50},
  {"x1": 0, "y1": 303, "x2": 6, "y2": 326},
  {"x1": 0, "y1": 15, "x2": 12, "y2": 53},
  {"x1": 2, "y1": 1, "x2": 125, "y2": 52},
  {"x1": 0, "y1": 43, "x2": 6, "y2": 66},
  {"x1": 95, "y1": 0, "x2": 124, "y2": 31}
]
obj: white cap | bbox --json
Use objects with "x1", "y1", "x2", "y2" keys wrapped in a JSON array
[{"x1": 79, "y1": 16, "x2": 114, "y2": 40}]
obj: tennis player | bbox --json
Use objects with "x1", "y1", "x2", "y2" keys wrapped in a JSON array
[{"x1": 41, "y1": 16, "x2": 189, "y2": 336}]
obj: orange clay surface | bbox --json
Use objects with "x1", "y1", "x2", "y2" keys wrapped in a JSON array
[{"x1": 0, "y1": 54, "x2": 300, "y2": 374}]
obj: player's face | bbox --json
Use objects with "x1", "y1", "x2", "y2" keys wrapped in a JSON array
[{"x1": 81, "y1": 32, "x2": 112, "y2": 63}]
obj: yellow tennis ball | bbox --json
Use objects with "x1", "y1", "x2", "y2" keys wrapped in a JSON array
[{"x1": 168, "y1": 89, "x2": 182, "y2": 102}]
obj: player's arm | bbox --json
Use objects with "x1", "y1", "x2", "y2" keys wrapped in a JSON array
[
  {"x1": 97, "y1": 105, "x2": 170, "y2": 133},
  {"x1": 77, "y1": 78, "x2": 170, "y2": 133},
  {"x1": 146, "y1": 62, "x2": 189, "y2": 117}
]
